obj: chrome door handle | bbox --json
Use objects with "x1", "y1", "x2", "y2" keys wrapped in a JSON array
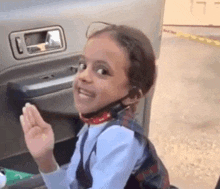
[
  {"x1": 10, "y1": 26, "x2": 66, "y2": 59},
  {"x1": 27, "y1": 30, "x2": 62, "y2": 54}
]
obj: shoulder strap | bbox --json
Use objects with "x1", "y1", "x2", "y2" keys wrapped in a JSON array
[
  {"x1": 82, "y1": 116, "x2": 145, "y2": 188},
  {"x1": 83, "y1": 119, "x2": 122, "y2": 187},
  {"x1": 215, "y1": 176, "x2": 220, "y2": 189},
  {"x1": 78, "y1": 120, "x2": 172, "y2": 189},
  {"x1": 76, "y1": 118, "x2": 122, "y2": 188},
  {"x1": 134, "y1": 139, "x2": 171, "y2": 189}
]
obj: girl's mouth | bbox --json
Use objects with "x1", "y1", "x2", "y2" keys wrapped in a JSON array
[{"x1": 77, "y1": 87, "x2": 95, "y2": 99}]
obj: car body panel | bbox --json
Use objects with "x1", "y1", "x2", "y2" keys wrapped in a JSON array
[{"x1": 0, "y1": 0, "x2": 165, "y2": 183}]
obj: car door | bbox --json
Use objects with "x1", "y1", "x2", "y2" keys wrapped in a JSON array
[{"x1": 0, "y1": 0, "x2": 165, "y2": 188}]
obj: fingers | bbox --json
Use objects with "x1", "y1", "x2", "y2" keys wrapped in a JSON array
[
  {"x1": 20, "y1": 115, "x2": 26, "y2": 132},
  {"x1": 20, "y1": 102, "x2": 49, "y2": 134},
  {"x1": 25, "y1": 103, "x2": 38, "y2": 126},
  {"x1": 20, "y1": 107, "x2": 32, "y2": 134},
  {"x1": 26, "y1": 103, "x2": 48, "y2": 128}
]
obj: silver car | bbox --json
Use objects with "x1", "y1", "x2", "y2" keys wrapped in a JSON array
[{"x1": 0, "y1": 0, "x2": 165, "y2": 188}]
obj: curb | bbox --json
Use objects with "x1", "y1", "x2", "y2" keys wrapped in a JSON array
[{"x1": 163, "y1": 29, "x2": 220, "y2": 48}]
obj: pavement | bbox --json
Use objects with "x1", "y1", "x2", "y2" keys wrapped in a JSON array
[
  {"x1": 163, "y1": 26, "x2": 220, "y2": 48},
  {"x1": 149, "y1": 26, "x2": 220, "y2": 189}
]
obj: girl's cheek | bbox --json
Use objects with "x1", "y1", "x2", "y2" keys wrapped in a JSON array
[
  {"x1": 73, "y1": 77, "x2": 79, "y2": 91},
  {"x1": 74, "y1": 71, "x2": 82, "y2": 82},
  {"x1": 74, "y1": 71, "x2": 80, "y2": 78}
]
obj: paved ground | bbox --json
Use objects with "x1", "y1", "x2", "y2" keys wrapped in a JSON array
[
  {"x1": 163, "y1": 26, "x2": 220, "y2": 40},
  {"x1": 148, "y1": 27, "x2": 220, "y2": 189},
  {"x1": 163, "y1": 26, "x2": 220, "y2": 48}
]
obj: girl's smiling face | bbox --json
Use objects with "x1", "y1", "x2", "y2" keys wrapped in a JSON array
[{"x1": 73, "y1": 33, "x2": 133, "y2": 115}]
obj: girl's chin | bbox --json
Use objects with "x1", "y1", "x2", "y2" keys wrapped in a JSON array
[
  {"x1": 76, "y1": 105, "x2": 96, "y2": 114},
  {"x1": 77, "y1": 105, "x2": 108, "y2": 117}
]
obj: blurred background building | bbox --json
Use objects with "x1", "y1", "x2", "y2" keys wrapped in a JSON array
[{"x1": 163, "y1": 0, "x2": 220, "y2": 26}]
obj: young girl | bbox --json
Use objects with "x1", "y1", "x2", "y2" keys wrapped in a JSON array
[{"x1": 20, "y1": 22, "x2": 171, "y2": 189}]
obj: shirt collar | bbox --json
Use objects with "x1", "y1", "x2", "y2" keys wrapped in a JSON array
[{"x1": 77, "y1": 121, "x2": 110, "y2": 137}]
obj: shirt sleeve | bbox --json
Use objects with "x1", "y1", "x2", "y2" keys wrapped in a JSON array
[
  {"x1": 90, "y1": 125, "x2": 146, "y2": 189},
  {"x1": 39, "y1": 125, "x2": 89, "y2": 189},
  {"x1": 39, "y1": 164, "x2": 73, "y2": 189}
]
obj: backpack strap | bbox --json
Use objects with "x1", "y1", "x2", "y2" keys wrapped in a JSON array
[
  {"x1": 215, "y1": 176, "x2": 220, "y2": 189},
  {"x1": 77, "y1": 109, "x2": 171, "y2": 189},
  {"x1": 76, "y1": 118, "x2": 122, "y2": 188},
  {"x1": 82, "y1": 116, "x2": 145, "y2": 188},
  {"x1": 134, "y1": 139, "x2": 170, "y2": 189},
  {"x1": 83, "y1": 119, "x2": 123, "y2": 187},
  {"x1": 119, "y1": 110, "x2": 171, "y2": 188}
]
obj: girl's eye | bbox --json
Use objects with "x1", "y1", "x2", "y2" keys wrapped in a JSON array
[
  {"x1": 77, "y1": 60, "x2": 109, "y2": 76},
  {"x1": 97, "y1": 68, "x2": 109, "y2": 75},
  {"x1": 78, "y1": 62, "x2": 86, "y2": 71}
]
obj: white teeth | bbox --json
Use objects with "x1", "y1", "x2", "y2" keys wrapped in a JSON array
[{"x1": 79, "y1": 89, "x2": 93, "y2": 97}]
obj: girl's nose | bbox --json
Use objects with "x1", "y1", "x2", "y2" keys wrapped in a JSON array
[{"x1": 78, "y1": 67, "x2": 92, "y2": 83}]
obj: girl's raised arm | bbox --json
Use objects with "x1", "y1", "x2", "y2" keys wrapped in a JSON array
[{"x1": 20, "y1": 103, "x2": 57, "y2": 173}]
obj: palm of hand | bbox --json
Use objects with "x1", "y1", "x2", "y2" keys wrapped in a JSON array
[{"x1": 20, "y1": 103, "x2": 55, "y2": 160}]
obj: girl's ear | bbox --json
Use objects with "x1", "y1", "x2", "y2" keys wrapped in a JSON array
[
  {"x1": 132, "y1": 88, "x2": 143, "y2": 99},
  {"x1": 136, "y1": 89, "x2": 143, "y2": 99},
  {"x1": 129, "y1": 87, "x2": 143, "y2": 99},
  {"x1": 122, "y1": 89, "x2": 143, "y2": 106}
]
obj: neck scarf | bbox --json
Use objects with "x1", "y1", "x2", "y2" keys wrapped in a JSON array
[{"x1": 79, "y1": 111, "x2": 112, "y2": 124}]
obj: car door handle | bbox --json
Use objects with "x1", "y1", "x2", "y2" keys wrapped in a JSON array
[
  {"x1": 27, "y1": 30, "x2": 62, "y2": 54},
  {"x1": 10, "y1": 26, "x2": 66, "y2": 59}
]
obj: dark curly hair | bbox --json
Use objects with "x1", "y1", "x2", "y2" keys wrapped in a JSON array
[{"x1": 86, "y1": 22, "x2": 156, "y2": 97}]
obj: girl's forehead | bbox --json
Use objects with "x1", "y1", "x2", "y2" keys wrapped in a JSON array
[
  {"x1": 85, "y1": 34, "x2": 118, "y2": 50},
  {"x1": 83, "y1": 34, "x2": 130, "y2": 70}
]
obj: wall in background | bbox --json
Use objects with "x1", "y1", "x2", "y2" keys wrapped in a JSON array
[{"x1": 163, "y1": 0, "x2": 220, "y2": 26}]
